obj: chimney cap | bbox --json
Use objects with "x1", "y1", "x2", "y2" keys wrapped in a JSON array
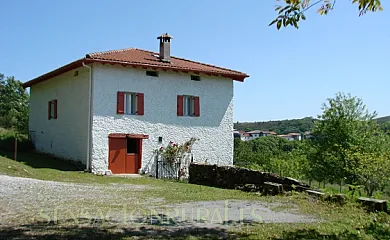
[{"x1": 157, "y1": 33, "x2": 173, "y2": 40}]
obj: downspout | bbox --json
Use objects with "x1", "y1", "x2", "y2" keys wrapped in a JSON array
[{"x1": 82, "y1": 62, "x2": 93, "y2": 172}]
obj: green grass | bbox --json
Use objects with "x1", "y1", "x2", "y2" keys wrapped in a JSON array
[
  {"x1": 1, "y1": 151, "x2": 390, "y2": 239},
  {"x1": 0, "y1": 150, "x2": 260, "y2": 202}
]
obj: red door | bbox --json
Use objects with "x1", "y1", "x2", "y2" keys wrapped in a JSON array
[
  {"x1": 108, "y1": 135, "x2": 142, "y2": 174},
  {"x1": 108, "y1": 137, "x2": 127, "y2": 174}
]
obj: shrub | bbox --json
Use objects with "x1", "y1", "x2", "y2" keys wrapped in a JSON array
[{"x1": 0, "y1": 129, "x2": 34, "y2": 152}]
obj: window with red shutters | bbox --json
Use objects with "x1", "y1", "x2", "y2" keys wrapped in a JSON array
[
  {"x1": 118, "y1": 91, "x2": 144, "y2": 115},
  {"x1": 178, "y1": 95, "x2": 200, "y2": 117},
  {"x1": 177, "y1": 95, "x2": 184, "y2": 116}
]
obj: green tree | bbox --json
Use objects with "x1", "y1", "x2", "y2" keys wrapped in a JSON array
[
  {"x1": 380, "y1": 121, "x2": 390, "y2": 133},
  {"x1": 271, "y1": 0, "x2": 383, "y2": 29},
  {"x1": 0, "y1": 73, "x2": 29, "y2": 133},
  {"x1": 310, "y1": 92, "x2": 378, "y2": 184},
  {"x1": 345, "y1": 147, "x2": 390, "y2": 197}
]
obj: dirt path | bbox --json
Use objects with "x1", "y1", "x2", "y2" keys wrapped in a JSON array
[{"x1": 0, "y1": 175, "x2": 315, "y2": 230}]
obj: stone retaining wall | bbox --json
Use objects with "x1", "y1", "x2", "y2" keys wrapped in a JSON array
[{"x1": 188, "y1": 163, "x2": 310, "y2": 191}]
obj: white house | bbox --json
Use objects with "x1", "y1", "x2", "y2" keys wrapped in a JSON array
[
  {"x1": 277, "y1": 133, "x2": 302, "y2": 141},
  {"x1": 23, "y1": 33, "x2": 249, "y2": 174},
  {"x1": 246, "y1": 130, "x2": 277, "y2": 140}
]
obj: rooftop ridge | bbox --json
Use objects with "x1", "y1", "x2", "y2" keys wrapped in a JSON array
[
  {"x1": 137, "y1": 48, "x2": 248, "y2": 76},
  {"x1": 86, "y1": 47, "x2": 137, "y2": 58}
]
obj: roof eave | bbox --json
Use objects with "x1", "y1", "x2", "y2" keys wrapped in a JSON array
[
  {"x1": 23, "y1": 58, "x2": 249, "y2": 88},
  {"x1": 22, "y1": 59, "x2": 86, "y2": 88},
  {"x1": 86, "y1": 58, "x2": 249, "y2": 82}
]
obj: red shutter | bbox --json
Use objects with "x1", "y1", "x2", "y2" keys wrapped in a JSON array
[
  {"x1": 194, "y1": 96, "x2": 200, "y2": 117},
  {"x1": 48, "y1": 101, "x2": 52, "y2": 120},
  {"x1": 177, "y1": 95, "x2": 184, "y2": 116},
  {"x1": 53, "y1": 99, "x2": 58, "y2": 119},
  {"x1": 137, "y1": 93, "x2": 144, "y2": 115},
  {"x1": 117, "y1": 92, "x2": 125, "y2": 114}
]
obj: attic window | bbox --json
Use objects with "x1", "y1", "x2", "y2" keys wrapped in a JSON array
[
  {"x1": 146, "y1": 70, "x2": 159, "y2": 77},
  {"x1": 191, "y1": 75, "x2": 201, "y2": 81}
]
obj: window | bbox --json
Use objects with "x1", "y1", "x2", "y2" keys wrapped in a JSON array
[
  {"x1": 125, "y1": 93, "x2": 137, "y2": 115},
  {"x1": 127, "y1": 137, "x2": 138, "y2": 154},
  {"x1": 184, "y1": 96, "x2": 194, "y2": 116},
  {"x1": 146, "y1": 70, "x2": 159, "y2": 77},
  {"x1": 191, "y1": 75, "x2": 201, "y2": 81},
  {"x1": 177, "y1": 95, "x2": 200, "y2": 117},
  {"x1": 117, "y1": 92, "x2": 144, "y2": 115},
  {"x1": 48, "y1": 99, "x2": 57, "y2": 120}
]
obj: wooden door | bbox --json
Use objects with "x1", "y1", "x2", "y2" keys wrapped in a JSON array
[
  {"x1": 125, "y1": 138, "x2": 142, "y2": 174},
  {"x1": 108, "y1": 137, "x2": 127, "y2": 174}
]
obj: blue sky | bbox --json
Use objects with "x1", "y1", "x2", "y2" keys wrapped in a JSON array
[{"x1": 1, "y1": 0, "x2": 389, "y2": 122}]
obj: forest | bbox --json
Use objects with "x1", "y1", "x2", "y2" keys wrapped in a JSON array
[{"x1": 234, "y1": 93, "x2": 390, "y2": 197}]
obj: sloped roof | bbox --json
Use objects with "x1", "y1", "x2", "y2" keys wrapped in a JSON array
[{"x1": 23, "y1": 48, "x2": 249, "y2": 88}]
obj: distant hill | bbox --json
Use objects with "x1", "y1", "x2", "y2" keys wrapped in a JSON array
[
  {"x1": 376, "y1": 116, "x2": 390, "y2": 124},
  {"x1": 235, "y1": 115, "x2": 390, "y2": 134},
  {"x1": 234, "y1": 117, "x2": 315, "y2": 135}
]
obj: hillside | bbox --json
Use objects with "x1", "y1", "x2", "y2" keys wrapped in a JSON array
[
  {"x1": 234, "y1": 117, "x2": 315, "y2": 135},
  {"x1": 235, "y1": 115, "x2": 390, "y2": 134},
  {"x1": 376, "y1": 115, "x2": 390, "y2": 124}
]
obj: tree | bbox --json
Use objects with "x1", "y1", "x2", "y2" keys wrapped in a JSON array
[
  {"x1": 310, "y1": 92, "x2": 378, "y2": 184},
  {"x1": 270, "y1": 0, "x2": 383, "y2": 29},
  {"x1": 0, "y1": 73, "x2": 29, "y2": 133}
]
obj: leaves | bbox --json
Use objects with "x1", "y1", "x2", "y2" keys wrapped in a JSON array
[
  {"x1": 310, "y1": 92, "x2": 388, "y2": 188},
  {"x1": 0, "y1": 74, "x2": 29, "y2": 133},
  {"x1": 270, "y1": 0, "x2": 383, "y2": 29}
]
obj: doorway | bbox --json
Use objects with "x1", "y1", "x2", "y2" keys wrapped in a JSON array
[{"x1": 108, "y1": 134, "x2": 147, "y2": 174}]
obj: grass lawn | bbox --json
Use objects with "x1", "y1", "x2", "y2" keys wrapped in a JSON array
[{"x1": 1, "y1": 151, "x2": 390, "y2": 239}]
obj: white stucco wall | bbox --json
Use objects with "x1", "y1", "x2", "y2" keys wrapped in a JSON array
[
  {"x1": 29, "y1": 67, "x2": 89, "y2": 164},
  {"x1": 91, "y1": 64, "x2": 234, "y2": 173}
]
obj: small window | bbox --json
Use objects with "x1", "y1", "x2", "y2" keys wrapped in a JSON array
[
  {"x1": 125, "y1": 93, "x2": 137, "y2": 115},
  {"x1": 48, "y1": 99, "x2": 57, "y2": 120},
  {"x1": 127, "y1": 137, "x2": 138, "y2": 154},
  {"x1": 146, "y1": 70, "x2": 159, "y2": 77},
  {"x1": 191, "y1": 75, "x2": 201, "y2": 81}
]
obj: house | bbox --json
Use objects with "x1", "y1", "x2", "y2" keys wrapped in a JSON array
[
  {"x1": 246, "y1": 130, "x2": 277, "y2": 140},
  {"x1": 23, "y1": 33, "x2": 249, "y2": 174},
  {"x1": 277, "y1": 133, "x2": 302, "y2": 141}
]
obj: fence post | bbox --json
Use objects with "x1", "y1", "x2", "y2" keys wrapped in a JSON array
[
  {"x1": 155, "y1": 153, "x2": 159, "y2": 179},
  {"x1": 14, "y1": 133, "x2": 18, "y2": 161}
]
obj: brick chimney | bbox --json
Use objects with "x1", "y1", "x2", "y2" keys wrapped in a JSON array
[{"x1": 157, "y1": 33, "x2": 173, "y2": 63}]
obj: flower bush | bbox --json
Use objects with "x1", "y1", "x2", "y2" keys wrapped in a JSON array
[{"x1": 157, "y1": 137, "x2": 198, "y2": 164}]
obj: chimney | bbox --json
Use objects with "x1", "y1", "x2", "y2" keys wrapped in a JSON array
[{"x1": 157, "y1": 33, "x2": 173, "y2": 63}]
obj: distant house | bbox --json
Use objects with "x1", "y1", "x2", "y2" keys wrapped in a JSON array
[
  {"x1": 246, "y1": 130, "x2": 277, "y2": 140},
  {"x1": 242, "y1": 132, "x2": 252, "y2": 141},
  {"x1": 277, "y1": 133, "x2": 302, "y2": 141}
]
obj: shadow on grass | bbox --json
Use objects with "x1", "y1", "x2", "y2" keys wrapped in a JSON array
[
  {"x1": 272, "y1": 223, "x2": 390, "y2": 240},
  {"x1": 0, "y1": 217, "x2": 250, "y2": 240},
  {"x1": 271, "y1": 229, "x2": 361, "y2": 240},
  {"x1": 0, "y1": 150, "x2": 84, "y2": 171}
]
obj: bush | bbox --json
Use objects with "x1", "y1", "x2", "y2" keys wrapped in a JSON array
[{"x1": 0, "y1": 128, "x2": 34, "y2": 152}]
